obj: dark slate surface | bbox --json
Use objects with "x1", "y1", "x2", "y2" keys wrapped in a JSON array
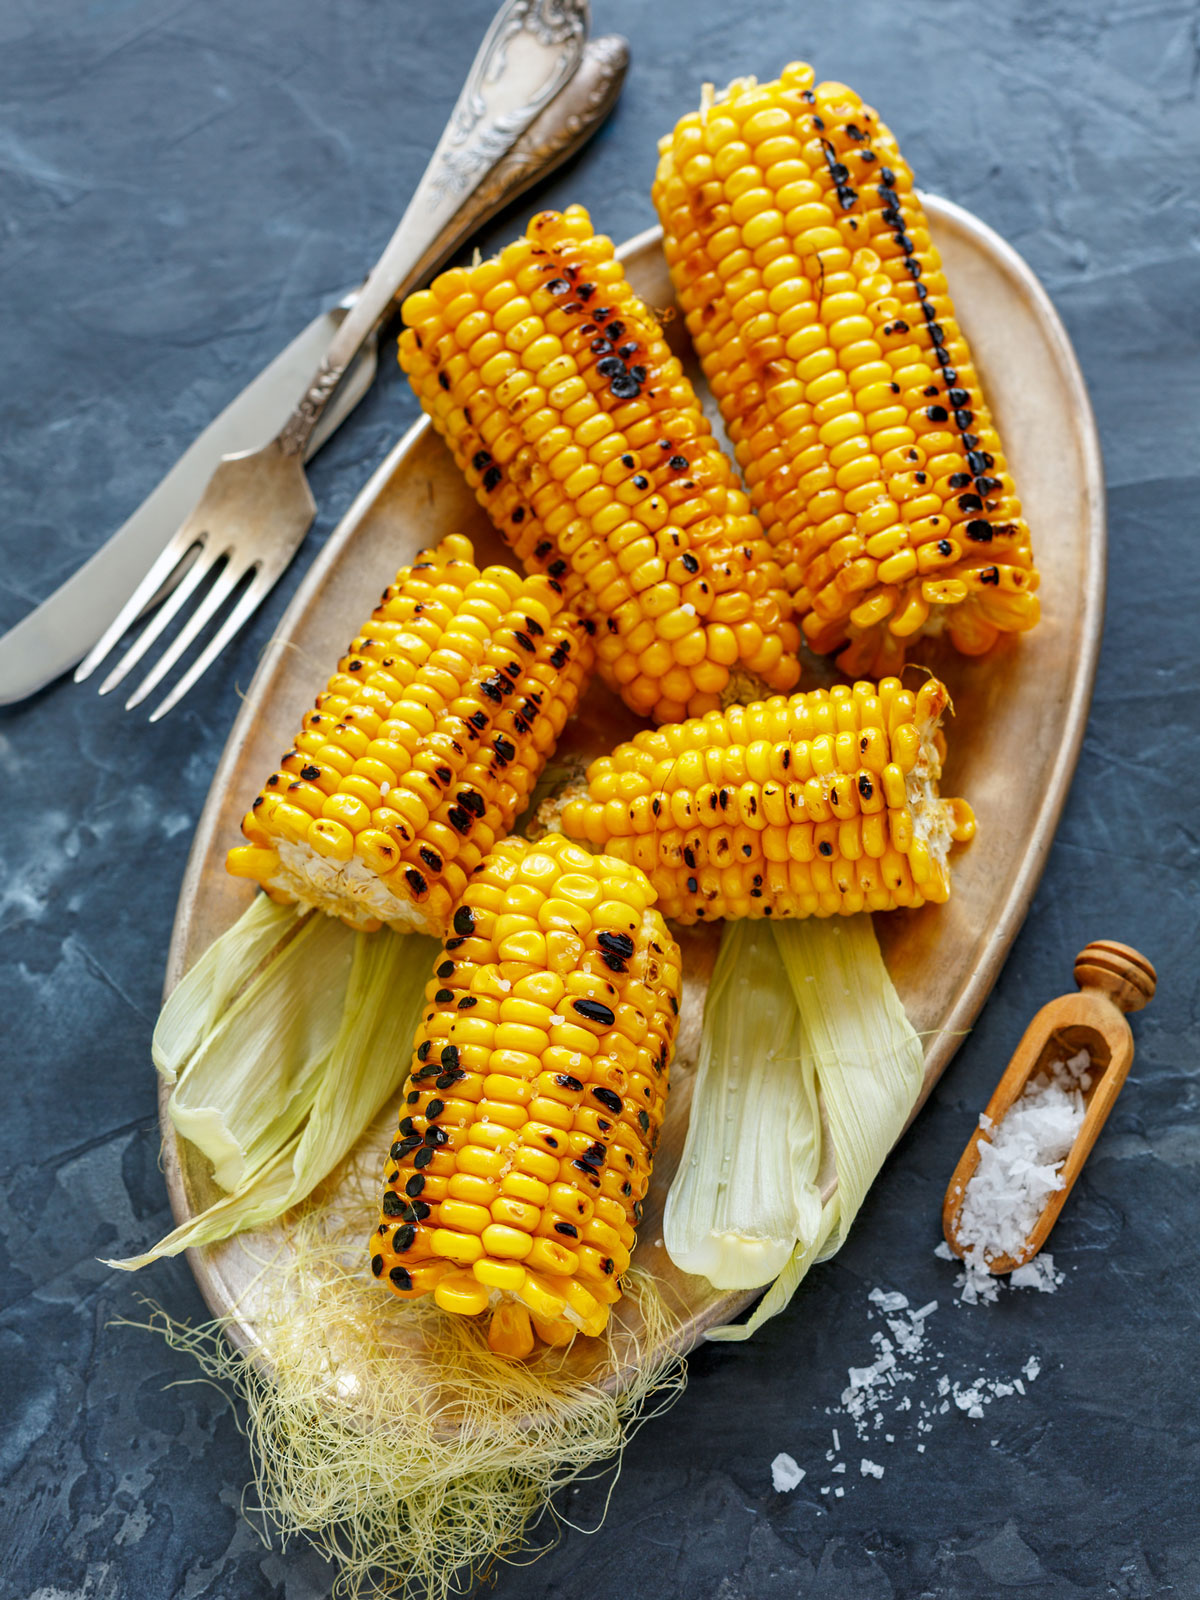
[{"x1": 2, "y1": 0, "x2": 1196, "y2": 1595}]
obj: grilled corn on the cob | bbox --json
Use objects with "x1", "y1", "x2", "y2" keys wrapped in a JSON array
[
  {"x1": 561, "y1": 677, "x2": 974, "y2": 922},
  {"x1": 227, "y1": 535, "x2": 593, "y2": 936},
  {"x1": 398, "y1": 205, "x2": 801, "y2": 725},
  {"x1": 653, "y1": 64, "x2": 1039, "y2": 676},
  {"x1": 371, "y1": 833, "x2": 681, "y2": 1356}
]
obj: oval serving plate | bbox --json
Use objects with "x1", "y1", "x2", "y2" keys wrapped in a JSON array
[{"x1": 160, "y1": 196, "x2": 1104, "y2": 1376}]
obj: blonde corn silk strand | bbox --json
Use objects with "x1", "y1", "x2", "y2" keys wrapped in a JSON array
[{"x1": 129, "y1": 1161, "x2": 686, "y2": 1599}]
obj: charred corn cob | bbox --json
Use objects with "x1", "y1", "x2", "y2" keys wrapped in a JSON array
[
  {"x1": 398, "y1": 205, "x2": 800, "y2": 725},
  {"x1": 653, "y1": 64, "x2": 1040, "y2": 676},
  {"x1": 227, "y1": 535, "x2": 593, "y2": 936},
  {"x1": 371, "y1": 833, "x2": 681, "y2": 1356},
  {"x1": 561, "y1": 677, "x2": 974, "y2": 923}
]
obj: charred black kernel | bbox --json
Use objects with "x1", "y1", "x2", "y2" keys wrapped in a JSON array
[
  {"x1": 818, "y1": 840, "x2": 834, "y2": 857},
  {"x1": 683, "y1": 846, "x2": 696, "y2": 869},
  {"x1": 966, "y1": 520, "x2": 994, "y2": 542},
  {"x1": 434, "y1": 765, "x2": 453, "y2": 786},
  {"x1": 392, "y1": 1223, "x2": 416, "y2": 1253},
  {"x1": 573, "y1": 998, "x2": 616, "y2": 1027},
  {"x1": 440, "y1": 1045, "x2": 460, "y2": 1069},
  {"x1": 948, "y1": 388, "x2": 970, "y2": 408},
  {"x1": 572, "y1": 1161, "x2": 602, "y2": 1186},
  {"x1": 444, "y1": 938, "x2": 465, "y2": 954},
  {"x1": 437, "y1": 371, "x2": 450, "y2": 390},
  {"x1": 265, "y1": 775, "x2": 279, "y2": 788},
  {"x1": 437, "y1": 960, "x2": 454, "y2": 980},
  {"x1": 584, "y1": 1141, "x2": 606, "y2": 1165},
  {"x1": 404, "y1": 1174, "x2": 425, "y2": 1197},
  {"x1": 651, "y1": 798, "x2": 661, "y2": 816},
  {"x1": 468, "y1": 711, "x2": 487, "y2": 731},
  {"x1": 980, "y1": 565, "x2": 1001, "y2": 585},
  {"x1": 597, "y1": 931, "x2": 635, "y2": 961},
  {"x1": 382, "y1": 1192, "x2": 405, "y2": 1217},
  {"x1": 622, "y1": 1180, "x2": 632, "y2": 1197},
  {"x1": 300, "y1": 765, "x2": 321, "y2": 782},
  {"x1": 925, "y1": 405, "x2": 949, "y2": 423},
  {"x1": 389, "y1": 1265, "x2": 413, "y2": 1290},
  {"x1": 554, "y1": 1074, "x2": 584, "y2": 1092},
  {"x1": 543, "y1": 1133, "x2": 559, "y2": 1149},
  {"x1": 471, "y1": 450, "x2": 491, "y2": 471},
  {"x1": 457, "y1": 995, "x2": 476, "y2": 1009},
  {"x1": 632, "y1": 474, "x2": 649, "y2": 490},
  {"x1": 371, "y1": 1254, "x2": 384, "y2": 1277},
  {"x1": 405, "y1": 869, "x2": 428, "y2": 897},
  {"x1": 601, "y1": 1257, "x2": 615, "y2": 1276},
  {"x1": 680, "y1": 551, "x2": 700, "y2": 575},
  {"x1": 424, "y1": 1098, "x2": 444, "y2": 1120},
  {"x1": 975, "y1": 475, "x2": 1001, "y2": 494},
  {"x1": 937, "y1": 539, "x2": 953, "y2": 556},
  {"x1": 577, "y1": 283, "x2": 595, "y2": 300},
  {"x1": 742, "y1": 844, "x2": 753, "y2": 858},
  {"x1": 617, "y1": 342, "x2": 639, "y2": 361},
  {"x1": 597, "y1": 357, "x2": 626, "y2": 379},
  {"x1": 434, "y1": 988, "x2": 453, "y2": 1004},
  {"x1": 967, "y1": 450, "x2": 994, "y2": 475},
  {"x1": 447, "y1": 807, "x2": 471, "y2": 833},
  {"x1": 548, "y1": 637, "x2": 569, "y2": 662},
  {"x1": 424, "y1": 1127, "x2": 449, "y2": 1148},
  {"x1": 590, "y1": 337, "x2": 613, "y2": 355},
  {"x1": 592, "y1": 1086, "x2": 623, "y2": 1115},
  {"x1": 546, "y1": 278, "x2": 570, "y2": 295},
  {"x1": 923, "y1": 384, "x2": 939, "y2": 398},
  {"x1": 457, "y1": 789, "x2": 485, "y2": 817},
  {"x1": 962, "y1": 433, "x2": 979, "y2": 451},
  {"x1": 608, "y1": 373, "x2": 639, "y2": 398},
  {"x1": 417, "y1": 1040, "x2": 432, "y2": 1062},
  {"x1": 554, "y1": 1222, "x2": 579, "y2": 1239},
  {"x1": 592, "y1": 306, "x2": 611, "y2": 321},
  {"x1": 858, "y1": 773, "x2": 874, "y2": 800},
  {"x1": 954, "y1": 409, "x2": 974, "y2": 430},
  {"x1": 629, "y1": 365, "x2": 648, "y2": 384},
  {"x1": 393, "y1": 1135, "x2": 422, "y2": 1159},
  {"x1": 718, "y1": 789, "x2": 730, "y2": 810},
  {"x1": 957, "y1": 493, "x2": 983, "y2": 513},
  {"x1": 605, "y1": 321, "x2": 626, "y2": 341},
  {"x1": 687, "y1": 876, "x2": 699, "y2": 893},
  {"x1": 251, "y1": 795, "x2": 264, "y2": 809},
  {"x1": 637, "y1": 1109, "x2": 650, "y2": 1133},
  {"x1": 510, "y1": 505, "x2": 525, "y2": 524},
  {"x1": 482, "y1": 465, "x2": 502, "y2": 492}
]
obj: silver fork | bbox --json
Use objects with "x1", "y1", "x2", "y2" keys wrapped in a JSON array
[{"x1": 75, "y1": 1, "x2": 607, "y2": 722}]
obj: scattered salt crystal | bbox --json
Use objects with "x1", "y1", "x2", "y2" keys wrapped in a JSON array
[
  {"x1": 820, "y1": 1485, "x2": 830, "y2": 1496},
  {"x1": 379, "y1": 781, "x2": 390, "y2": 797},
  {"x1": 868, "y1": 1288, "x2": 910, "y2": 1314},
  {"x1": 770, "y1": 1452, "x2": 805, "y2": 1492},
  {"x1": 1011, "y1": 1254, "x2": 1063, "y2": 1293},
  {"x1": 831, "y1": 1428, "x2": 840, "y2": 1452},
  {"x1": 917, "y1": 1444, "x2": 925, "y2": 1453},
  {"x1": 1023, "y1": 1357, "x2": 1041, "y2": 1381},
  {"x1": 681, "y1": 602, "x2": 696, "y2": 615},
  {"x1": 861, "y1": 1459, "x2": 885, "y2": 1479},
  {"x1": 835, "y1": 1487, "x2": 844, "y2": 1498},
  {"x1": 832, "y1": 1462, "x2": 845, "y2": 1474}
]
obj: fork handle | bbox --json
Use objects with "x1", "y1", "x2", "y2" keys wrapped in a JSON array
[{"x1": 278, "y1": 0, "x2": 590, "y2": 457}]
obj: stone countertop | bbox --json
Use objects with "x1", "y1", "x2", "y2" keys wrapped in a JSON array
[{"x1": 2, "y1": 1, "x2": 1196, "y2": 1595}]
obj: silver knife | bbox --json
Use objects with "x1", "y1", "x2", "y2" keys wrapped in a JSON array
[{"x1": 0, "y1": 35, "x2": 629, "y2": 707}]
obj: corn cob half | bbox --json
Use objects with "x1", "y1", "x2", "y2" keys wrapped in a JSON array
[
  {"x1": 561, "y1": 677, "x2": 974, "y2": 923},
  {"x1": 399, "y1": 205, "x2": 801, "y2": 725},
  {"x1": 371, "y1": 833, "x2": 681, "y2": 1356},
  {"x1": 227, "y1": 535, "x2": 593, "y2": 937},
  {"x1": 653, "y1": 64, "x2": 1040, "y2": 676}
]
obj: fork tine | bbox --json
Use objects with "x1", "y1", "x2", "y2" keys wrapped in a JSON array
[
  {"x1": 124, "y1": 559, "x2": 245, "y2": 711},
  {"x1": 75, "y1": 533, "x2": 206, "y2": 684},
  {"x1": 96, "y1": 545, "x2": 218, "y2": 696},
  {"x1": 147, "y1": 564, "x2": 276, "y2": 723}
]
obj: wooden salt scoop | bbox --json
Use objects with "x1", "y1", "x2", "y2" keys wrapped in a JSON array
[{"x1": 942, "y1": 941, "x2": 1156, "y2": 1274}]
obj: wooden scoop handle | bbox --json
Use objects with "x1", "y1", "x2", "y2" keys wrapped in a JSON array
[{"x1": 1074, "y1": 941, "x2": 1157, "y2": 1014}]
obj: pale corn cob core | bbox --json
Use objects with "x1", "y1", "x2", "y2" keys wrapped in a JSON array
[
  {"x1": 653, "y1": 63, "x2": 1040, "y2": 677},
  {"x1": 561, "y1": 677, "x2": 975, "y2": 923},
  {"x1": 398, "y1": 205, "x2": 801, "y2": 725},
  {"x1": 371, "y1": 834, "x2": 681, "y2": 1357},
  {"x1": 227, "y1": 535, "x2": 593, "y2": 937}
]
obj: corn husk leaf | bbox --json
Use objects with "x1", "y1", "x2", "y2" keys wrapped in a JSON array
[
  {"x1": 166, "y1": 910, "x2": 358, "y2": 1190},
  {"x1": 108, "y1": 910, "x2": 435, "y2": 1271},
  {"x1": 152, "y1": 893, "x2": 300, "y2": 1083},
  {"x1": 663, "y1": 920, "x2": 823, "y2": 1289},
  {"x1": 697, "y1": 915, "x2": 923, "y2": 1339}
]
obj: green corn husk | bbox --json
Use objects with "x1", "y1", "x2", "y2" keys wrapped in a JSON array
[
  {"x1": 666, "y1": 914, "x2": 924, "y2": 1342},
  {"x1": 108, "y1": 898, "x2": 436, "y2": 1270}
]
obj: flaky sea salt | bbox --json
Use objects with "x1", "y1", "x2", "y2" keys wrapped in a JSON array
[
  {"x1": 949, "y1": 1049, "x2": 1091, "y2": 1294},
  {"x1": 771, "y1": 1453, "x2": 805, "y2": 1492}
]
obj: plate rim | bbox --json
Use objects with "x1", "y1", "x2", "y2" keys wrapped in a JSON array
[{"x1": 158, "y1": 197, "x2": 1106, "y2": 1351}]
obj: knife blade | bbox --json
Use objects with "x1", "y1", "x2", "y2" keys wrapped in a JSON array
[{"x1": 0, "y1": 303, "x2": 375, "y2": 706}]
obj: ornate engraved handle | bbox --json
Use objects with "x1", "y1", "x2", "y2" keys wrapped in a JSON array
[{"x1": 279, "y1": 0, "x2": 590, "y2": 456}]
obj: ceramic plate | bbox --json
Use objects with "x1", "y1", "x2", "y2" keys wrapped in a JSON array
[{"x1": 160, "y1": 197, "x2": 1104, "y2": 1373}]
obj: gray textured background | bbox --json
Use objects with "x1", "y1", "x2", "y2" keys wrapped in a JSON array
[{"x1": 2, "y1": 0, "x2": 1198, "y2": 1596}]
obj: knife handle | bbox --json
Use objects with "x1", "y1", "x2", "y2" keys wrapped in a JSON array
[{"x1": 278, "y1": 0, "x2": 591, "y2": 458}]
